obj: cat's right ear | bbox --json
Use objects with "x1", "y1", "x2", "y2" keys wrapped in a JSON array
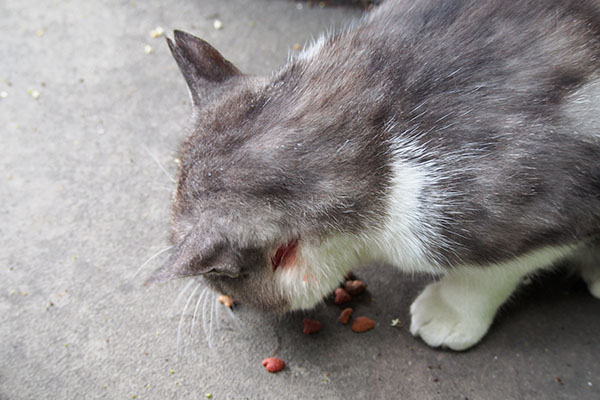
[{"x1": 166, "y1": 30, "x2": 242, "y2": 108}]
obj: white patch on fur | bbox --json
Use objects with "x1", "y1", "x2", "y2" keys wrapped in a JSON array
[
  {"x1": 278, "y1": 135, "x2": 445, "y2": 310},
  {"x1": 410, "y1": 245, "x2": 575, "y2": 350},
  {"x1": 563, "y1": 77, "x2": 600, "y2": 140}
]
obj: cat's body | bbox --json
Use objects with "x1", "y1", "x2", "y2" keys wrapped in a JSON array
[{"x1": 153, "y1": 0, "x2": 600, "y2": 350}]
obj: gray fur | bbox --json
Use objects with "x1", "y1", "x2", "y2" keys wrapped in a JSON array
[{"x1": 151, "y1": 0, "x2": 600, "y2": 312}]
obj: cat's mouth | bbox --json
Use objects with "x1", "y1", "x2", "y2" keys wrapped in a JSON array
[{"x1": 271, "y1": 239, "x2": 299, "y2": 272}]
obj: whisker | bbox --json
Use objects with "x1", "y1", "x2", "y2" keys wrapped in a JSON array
[
  {"x1": 225, "y1": 306, "x2": 244, "y2": 331},
  {"x1": 191, "y1": 287, "x2": 208, "y2": 337},
  {"x1": 207, "y1": 292, "x2": 215, "y2": 348},
  {"x1": 209, "y1": 292, "x2": 216, "y2": 347},
  {"x1": 132, "y1": 245, "x2": 173, "y2": 279},
  {"x1": 176, "y1": 281, "x2": 201, "y2": 357},
  {"x1": 201, "y1": 288, "x2": 210, "y2": 344},
  {"x1": 172, "y1": 279, "x2": 195, "y2": 312},
  {"x1": 143, "y1": 144, "x2": 176, "y2": 183},
  {"x1": 215, "y1": 294, "x2": 221, "y2": 335}
]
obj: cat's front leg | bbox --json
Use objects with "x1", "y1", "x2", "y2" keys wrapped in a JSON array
[{"x1": 410, "y1": 247, "x2": 571, "y2": 350}]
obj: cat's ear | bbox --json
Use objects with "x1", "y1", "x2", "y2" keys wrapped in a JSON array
[
  {"x1": 166, "y1": 30, "x2": 242, "y2": 108},
  {"x1": 145, "y1": 227, "x2": 240, "y2": 284}
]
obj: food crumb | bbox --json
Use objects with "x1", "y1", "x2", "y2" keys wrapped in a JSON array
[
  {"x1": 351, "y1": 316, "x2": 376, "y2": 333},
  {"x1": 36, "y1": 29, "x2": 44, "y2": 37},
  {"x1": 28, "y1": 89, "x2": 41, "y2": 99},
  {"x1": 150, "y1": 26, "x2": 165, "y2": 38},
  {"x1": 213, "y1": 19, "x2": 223, "y2": 30},
  {"x1": 0, "y1": 91, "x2": 7, "y2": 98},
  {"x1": 588, "y1": 382, "x2": 593, "y2": 387},
  {"x1": 218, "y1": 294, "x2": 234, "y2": 308},
  {"x1": 206, "y1": 394, "x2": 212, "y2": 399},
  {"x1": 169, "y1": 369, "x2": 175, "y2": 375},
  {"x1": 293, "y1": 43, "x2": 301, "y2": 51},
  {"x1": 556, "y1": 376, "x2": 564, "y2": 385},
  {"x1": 338, "y1": 308, "x2": 353, "y2": 325},
  {"x1": 344, "y1": 280, "x2": 366, "y2": 296},
  {"x1": 262, "y1": 357, "x2": 285, "y2": 373},
  {"x1": 334, "y1": 287, "x2": 351, "y2": 304},
  {"x1": 303, "y1": 318, "x2": 322, "y2": 334},
  {"x1": 391, "y1": 318, "x2": 402, "y2": 327},
  {"x1": 144, "y1": 44, "x2": 154, "y2": 54}
]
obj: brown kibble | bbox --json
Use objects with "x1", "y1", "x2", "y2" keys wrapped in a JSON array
[
  {"x1": 303, "y1": 318, "x2": 322, "y2": 334},
  {"x1": 218, "y1": 294, "x2": 234, "y2": 308},
  {"x1": 344, "y1": 280, "x2": 366, "y2": 296},
  {"x1": 334, "y1": 287, "x2": 351, "y2": 304},
  {"x1": 351, "y1": 316, "x2": 376, "y2": 333},
  {"x1": 338, "y1": 308, "x2": 353, "y2": 325},
  {"x1": 262, "y1": 357, "x2": 285, "y2": 373}
]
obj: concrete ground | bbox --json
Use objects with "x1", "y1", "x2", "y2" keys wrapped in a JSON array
[{"x1": 1, "y1": 0, "x2": 599, "y2": 399}]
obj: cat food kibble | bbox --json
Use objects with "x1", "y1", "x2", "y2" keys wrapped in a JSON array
[
  {"x1": 303, "y1": 318, "x2": 322, "y2": 334},
  {"x1": 351, "y1": 316, "x2": 376, "y2": 333},
  {"x1": 334, "y1": 287, "x2": 351, "y2": 304},
  {"x1": 262, "y1": 357, "x2": 285, "y2": 373},
  {"x1": 338, "y1": 308, "x2": 353, "y2": 325},
  {"x1": 344, "y1": 280, "x2": 366, "y2": 296},
  {"x1": 217, "y1": 294, "x2": 234, "y2": 308}
]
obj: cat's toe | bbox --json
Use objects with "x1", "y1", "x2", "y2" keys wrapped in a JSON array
[{"x1": 410, "y1": 282, "x2": 492, "y2": 351}]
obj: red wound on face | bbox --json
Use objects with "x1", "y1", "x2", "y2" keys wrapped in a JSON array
[{"x1": 271, "y1": 239, "x2": 298, "y2": 271}]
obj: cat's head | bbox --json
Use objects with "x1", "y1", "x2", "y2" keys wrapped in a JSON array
[{"x1": 148, "y1": 31, "x2": 389, "y2": 312}]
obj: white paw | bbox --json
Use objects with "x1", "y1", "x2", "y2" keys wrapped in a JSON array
[{"x1": 410, "y1": 282, "x2": 493, "y2": 351}]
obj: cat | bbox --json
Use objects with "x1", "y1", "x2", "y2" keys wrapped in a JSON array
[{"x1": 149, "y1": 0, "x2": 600, "y2": 351}]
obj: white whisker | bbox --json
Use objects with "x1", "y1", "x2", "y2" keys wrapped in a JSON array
[
  {"x1": 208, "y1": 293, "x2": 215, "y2": 348},
  {"x1": 132, "y1": 245, "x2": 173, "y2": 279},
  {"x1": 201, "y1": 288, "x2": 210, "y2": 343},
  {"x1": 172, "y1": 279, "x2": 195, "y2": 312},
  {"x1": 225, "y1": 306, "x2": 244, "y2": 331},
  {"x1": 191, "y1": 287, "x2": 208, "y2": 337},
  {"x1": 143, "y1": 144, "x2": 176, "y2": 183},
  {"x1": 176, "y1": 281, "x2": 200, "y2": 357}
]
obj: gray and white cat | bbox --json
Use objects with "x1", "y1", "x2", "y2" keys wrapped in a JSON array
[{"x1": 150, "y1": 0, "x2": 600, "y2": 350}]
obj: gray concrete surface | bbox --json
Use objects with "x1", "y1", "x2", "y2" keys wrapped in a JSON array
[{"x1": 1, "y1": 0, "x2": 599, "y2": 399}]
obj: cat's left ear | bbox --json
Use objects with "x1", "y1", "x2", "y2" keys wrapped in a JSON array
[{"x1": 166, "y1": 30, "x2": 242, "y2": 108}]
